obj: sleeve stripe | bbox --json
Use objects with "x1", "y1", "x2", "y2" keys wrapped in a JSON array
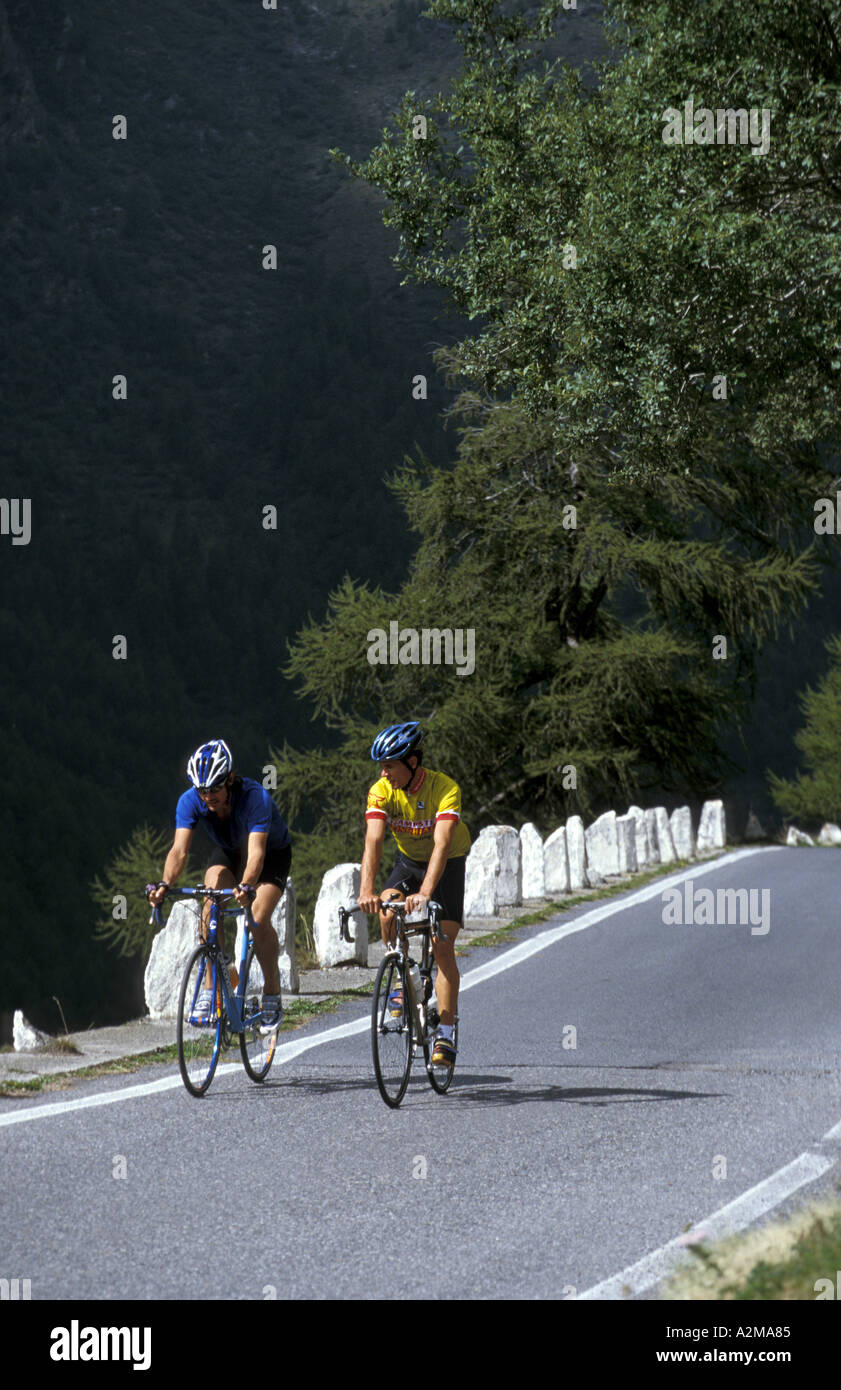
[
  {"x1": 435, "y1": 811, "x2": 460, "y2": 821},
  {"x1": 365, "y1": 809, "x2": 388, "y2": 820}
]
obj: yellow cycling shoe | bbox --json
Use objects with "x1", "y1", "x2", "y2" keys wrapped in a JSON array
[{"x1": 431, "y1": 1033, "x2": 456, "y2": 1067}]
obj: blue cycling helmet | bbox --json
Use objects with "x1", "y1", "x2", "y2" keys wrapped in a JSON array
[
  {"x1": 370, "y1": 721, "x2": 425, "y2": 762},
  {"x1": 187, "y1": 738, "x2": 233, "y2": 789}
]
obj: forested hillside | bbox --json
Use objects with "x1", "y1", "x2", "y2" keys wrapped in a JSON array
[{"x1": 1, "y1": 0, "x2": 838, "y2": 1036}]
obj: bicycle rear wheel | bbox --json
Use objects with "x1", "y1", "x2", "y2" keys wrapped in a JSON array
[
  {"x1": 239, "y1": 945, "x2": 277, "y2": 1082},
  {"x1": 371, "y1": 954, "x2": 413, "y2": 1108},
  {"x1": 425, "y1": 996, "x2": 456, "y2": 1094},
  {"x1": 177, "y1": 944, "x2": 223, "y2": 1098}
]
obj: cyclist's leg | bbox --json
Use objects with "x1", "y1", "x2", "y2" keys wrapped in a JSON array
[
  {"x1": 202, "y1": 857, "x2": 237, "y2": 987},
  {"x1": 428, "y1": 856, "x2": 466, "y2": 1029},
  {"x1": 379, "y1": 889, "x2": 405, "y2": 947},
  {"x1": 380, "y1": 855, "x2": 422, "y2": 946},
  {"x1": 431, "y1": 922, "x2": 460, "y2": 1026},
  {"x1": 250, "y1": 882, "x2": 283, "y2": 995},
  {"x1": 249, "y1": 844, "x2": 291, "y2": 996}
]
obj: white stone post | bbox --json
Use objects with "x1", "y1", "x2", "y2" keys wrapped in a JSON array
[
  {"x1": 626, "y1": 806, "x2": 651, "y2": 868},
  {"x1": 565, "y1": 815, "x2": 587, "y2": 889},
  {"x1": 144, "y1": 898, "x2": 201, "y2": 1020},
  {"x1": 520, "y1": 823, "x2": 546, "y2": 899},
  {"x1": 616, "y1": 813, "x2": 638, "y2": 873},
  {"x1": 544, "y1": 825, "x2": 570, "y2": 895},
  {"x1": 670, "y1": 806, "x2": 694, "y2": 859},
  {"x1": 464, "y1": 826, "x2": 521, "y2": 916},
  {"x1": 651, "y1": 807, "x2": 676, "y2": 864},
  {"x1": 697, "y1": 800, "x2": 726, "y2": 853},
  {"x1": 585, "y1": 811, "x2": 620, "y2": 881},
  {"x1": 314, "y1": 864, "x2": 366, "y2": 967}
]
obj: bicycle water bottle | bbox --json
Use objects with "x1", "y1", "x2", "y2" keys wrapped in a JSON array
[{"x1": 408, "y1": 961, "x2": 422, "y2": 1005}]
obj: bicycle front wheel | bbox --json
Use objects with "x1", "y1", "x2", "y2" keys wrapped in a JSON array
[
  {"x1": 371, "y1": 954, "x2": 413, "y2": 1108},
  {"x1": 239, "y1": 945, "x2": 277, "y2": 1083},
  {"x1": 177, "y1": 945, "x2": 223, "y2": 1098}
]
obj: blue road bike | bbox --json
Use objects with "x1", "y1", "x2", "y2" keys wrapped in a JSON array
[{"x1": 148, "y1": 885, "x2": 278, "y2": 1098}]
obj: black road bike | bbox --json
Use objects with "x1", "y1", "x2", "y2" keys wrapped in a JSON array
[{"x1": 339, "y1": 898, "x2": 458, "y2": 1109}]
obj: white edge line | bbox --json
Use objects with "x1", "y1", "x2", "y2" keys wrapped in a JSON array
[
  {"x1": 0, "y1": 844, "x2": 799, "y2": 1132},
  {"x1": 5, "y1": 843, "x2": 837, "y2": 1300},
  {"x1": 575, "y1": 1151, "x2": 834, "y2": 1300}
]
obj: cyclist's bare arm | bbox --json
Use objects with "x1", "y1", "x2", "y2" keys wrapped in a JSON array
[
  {"x1": 406, "y1": 817, "x2": 457, "y2": 914},
  {"x1": 235, "y1": 831, "x2": 268, "y2": 904},
  {"x1": 358, "y1": 817, "x2": 386, "y2": 914},
  {"x1": 149, "y1": 828, "x2": 193, "y2": 905}
]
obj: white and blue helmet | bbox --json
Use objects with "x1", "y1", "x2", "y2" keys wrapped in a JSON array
[
  {"x1": 187, "y1": 739, "x2": 233, "y2": 790},
  {"x1": 370, "y1": 722, "x2": 424, "y2": 762}
]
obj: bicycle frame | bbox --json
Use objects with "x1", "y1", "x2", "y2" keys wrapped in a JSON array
[
  {"x1": 341, "y1": 898, "x2": 444, "y2": 1041},
  {"x1": 150, "y1": 885, "x2": 258, "y2": 1034}
]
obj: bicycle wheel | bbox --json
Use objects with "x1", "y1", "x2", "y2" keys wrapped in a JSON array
[
  {"x1": 239, "y1": 945, "x2": 277, "y2": 1083},
  {"x1": 177, "y1": 944, "x2": 224, "y2": 1098},
  {"x1": 371, "y1": 954, "x2": 413, "y2": 1108}
]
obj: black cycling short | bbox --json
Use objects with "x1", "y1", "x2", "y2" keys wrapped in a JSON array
[
  {"x1": 206, "y1": 842, "x2": 291, "y2": 891},
  {"x1": 383, "y1": 851, "x2": 466, "y2": 927}
]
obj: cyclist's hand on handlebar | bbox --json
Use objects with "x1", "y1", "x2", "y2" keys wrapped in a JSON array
[
  {"x1": 405, "y1": 893, "x2": 428, "y2": 917},
  {"x1": 357, "y1": 890, "x2": 382, "y2": 915},
  {"x1": 147, "y1": 881, "x2": 168, "y2": 908},
  {"x1": 234, "y1": 882, "x2": 257, "y2": 909}
]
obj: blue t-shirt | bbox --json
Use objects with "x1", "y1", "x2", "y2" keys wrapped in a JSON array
[{"x1": 175, "y1": 776, "x2": 291, "y2": 854}]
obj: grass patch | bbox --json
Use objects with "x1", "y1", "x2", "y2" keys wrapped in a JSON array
[
  {"x1": 662, "y1": 1198, "x2": 841, "y2": 1300},
  {"x1": 0, "y1": 990, "x2": 377, "y2": 1098}
]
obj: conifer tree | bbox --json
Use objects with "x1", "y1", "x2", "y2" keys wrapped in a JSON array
[
  {"x1": 273, "y1": 0, "x2": 837, "y2": 910},
  {"x1": 769, "y1": 637, "x2": 841, "y2": 824}
]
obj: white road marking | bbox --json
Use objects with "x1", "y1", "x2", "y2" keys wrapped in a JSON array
[
  {"x1": 575, "y1": 1150, "x2": 835, "y2": 1300},
  {"x1": 0, "y1": 845, "x2": 790, "y2": 1133},
  {"x1": 2, "y1": 846, "x2": 839, "y2": 1298}
]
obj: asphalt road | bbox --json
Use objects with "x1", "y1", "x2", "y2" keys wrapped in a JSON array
[{"x1": 3, "y1": 847, "x2": 840, "y2": 1300}]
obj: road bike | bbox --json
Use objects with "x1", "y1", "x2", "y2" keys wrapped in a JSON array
[
  {"x1": 147, "y1": 885, "x2": 278, "y2": 1098},
  {"x1": 339, "y1": 898, "x2": 458, "y2": 1109}
]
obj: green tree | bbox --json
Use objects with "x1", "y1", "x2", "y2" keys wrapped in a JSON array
[
  {"x1": 336, "y1": 0, "x2": 841, "y2": 477},
  {"x1": 269, "y1": 0, "x2": 835, "y2": 916},
  {"x1": 91, "y1": 825, "x2": 197, "y2": 961},
  {"x1": 769, "y1": 637, "x2": 841, "y2": 823}
]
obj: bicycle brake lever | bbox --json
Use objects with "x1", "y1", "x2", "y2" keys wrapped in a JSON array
[{"x1": 338, "y1": 907, "x2": 354, "y2": 944}]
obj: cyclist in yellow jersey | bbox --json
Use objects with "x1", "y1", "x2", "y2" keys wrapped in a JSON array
[{"x1": 357, "y1": 721, "x2": 470, "y2": 1067}]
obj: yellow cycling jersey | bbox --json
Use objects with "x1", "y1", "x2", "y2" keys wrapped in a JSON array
[{"x1": 365, "y1": 767, "x2": 471, "y2": 861}]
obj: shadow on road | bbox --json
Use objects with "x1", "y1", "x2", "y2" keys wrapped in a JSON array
[
  {"x1": 425, "y1": 1076, "x2": 725, "y2": 1107},
  {"x1": 229, "y1": 1068, "x2": 724, "y2": 1107}
]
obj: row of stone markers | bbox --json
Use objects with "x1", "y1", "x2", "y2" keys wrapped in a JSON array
[
  {"x1": 140, "y1": 799, "x2": 726, "y2": 1014},
  {"x1": 463, "y1": 801, "x2": 726, "y2": 914},
  {"x1": 307, "y1": 799, "x2": 727, "y2": 971}
]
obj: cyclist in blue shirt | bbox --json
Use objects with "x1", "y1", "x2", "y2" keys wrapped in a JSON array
[{"x1": 148, "y1": 739, "x2": 291, "y2": 1033}]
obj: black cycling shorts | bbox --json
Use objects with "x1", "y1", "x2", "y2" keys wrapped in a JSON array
[
  {"x1": 383, "y1": 851, "x2": 466, "y2": 927},
  {"x1": 206, "y1": 842, "x2": 291, "y2": 891}
]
